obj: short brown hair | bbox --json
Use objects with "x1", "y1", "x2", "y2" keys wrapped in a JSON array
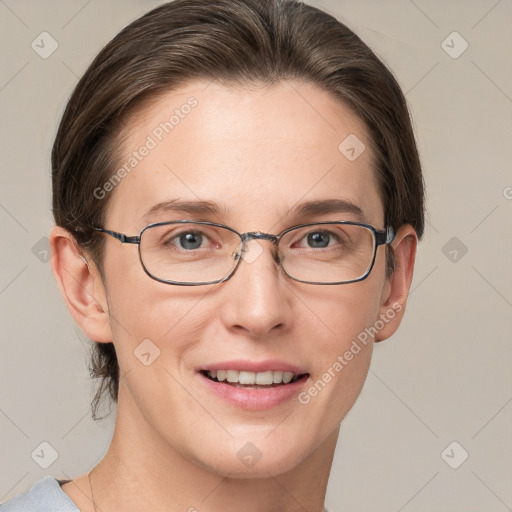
[{"x1": 52, "y1": 0, "x2": 425, "y2": 419}]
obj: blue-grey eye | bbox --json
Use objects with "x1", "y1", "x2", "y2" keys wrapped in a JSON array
[
  {"x1": 307, "y1": 231, "x2": 330, "y2": 248},
  {"x1": 179, "y1": 232, "x2": 203, "y2": 250}
]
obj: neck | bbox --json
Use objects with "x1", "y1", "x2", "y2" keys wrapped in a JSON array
[{"x1": 88, "y1": 385, "x2": 338, "y2": 512}]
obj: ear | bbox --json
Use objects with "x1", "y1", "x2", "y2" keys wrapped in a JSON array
[
  {"x1": 49, "y1": 226, "x2": 113, "y2": 343},
  {"x1": 374, "y1": 224, "x2": 418, "y2": 342}
]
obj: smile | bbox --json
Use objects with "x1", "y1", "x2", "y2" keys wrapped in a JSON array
[
  {"x1": 197, "y1": 363, "x2": 310, "y2": 410},
  {"x1": 202, "y1": 369, "x2": 305, "y2": 387}
]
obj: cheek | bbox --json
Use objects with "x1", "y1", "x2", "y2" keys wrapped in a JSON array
[
  {"x1": 301, "y1": 269, "x2": 385, "y2": 351},
  {"x1": 104, "y1": 282, "x2": 213, "y2": 438},
  {"x1": 107, "y1": 281, "x2": 208, "y2": 360},
  {"x1": 295, "y1": 274, "x2": 385, "y2": 418},
  {"x1": 101, "y1": 246, "x2": 205, "y2": 376}
]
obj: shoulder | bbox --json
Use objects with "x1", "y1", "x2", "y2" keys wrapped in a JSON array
[{"x1": 0, "y1": 476, "x2": 79, "y2": 512}]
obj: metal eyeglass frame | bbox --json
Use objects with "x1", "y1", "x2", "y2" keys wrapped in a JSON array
[{"x1": 90, "y1": 220, "x2": 395, "y2": 286}]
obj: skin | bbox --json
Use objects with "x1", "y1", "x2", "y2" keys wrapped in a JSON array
[{"x1": 51, "y1": 79, "x2": 417, "y2": 512}]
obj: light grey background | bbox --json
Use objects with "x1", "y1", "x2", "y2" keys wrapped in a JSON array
[{"x1": 1, "y1": 1, "x2": 511, "y2": 510}]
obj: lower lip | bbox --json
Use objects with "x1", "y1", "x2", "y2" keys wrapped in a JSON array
[{"x1": 198, "y1": 372, "x2": 309, "y2": 411}]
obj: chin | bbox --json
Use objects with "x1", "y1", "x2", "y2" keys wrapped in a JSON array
[{"x1": 191, "y1": 435, "x2": 314, "y2": 479}]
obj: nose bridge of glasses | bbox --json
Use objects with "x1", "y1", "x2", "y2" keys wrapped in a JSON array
[
  {"x1": 236, "y1": 231, "x2": 280, "y2": 263},
  {"x1": 240, "y1": 231, "x2": 279, "y2": 244}
]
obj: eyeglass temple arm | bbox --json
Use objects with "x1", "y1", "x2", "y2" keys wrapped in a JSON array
[
  {"x1": 93, "y1": 227, "x2": 140, "y2": 244},
  {"x1": 376, "y1": 226, "x2": 395, "y2": 245}
]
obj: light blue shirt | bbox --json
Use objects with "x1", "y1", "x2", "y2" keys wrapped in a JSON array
[
  {"x1": 1, "y1": 476, "x2": 333, "y2": 511},
  {"x1": 0, "y1": 477, "x2": 78, "y2": 511}
]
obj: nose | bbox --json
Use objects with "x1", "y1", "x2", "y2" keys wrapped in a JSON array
[{"x1": 219, "y1": 238, "x2": 293, "y2": 338}]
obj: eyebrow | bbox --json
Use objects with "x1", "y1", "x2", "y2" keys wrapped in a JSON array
[
  {"x1": 141, "y1": 198, "x2": 366, "y2": 223},
  {"x1": 142, "y1": 199, "x2": 231, "y2": 221},
  {"x1": 286, "y1": 198, "x2": 366, "y2": 223}
]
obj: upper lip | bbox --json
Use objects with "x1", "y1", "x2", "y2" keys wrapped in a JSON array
[{"x1": 198, "y1": 359, "x2": 308, "y2": 374}]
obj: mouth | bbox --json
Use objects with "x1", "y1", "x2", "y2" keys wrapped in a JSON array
[
  {"x1": 200, "y1": 369, "x2": 309, "y2": 388},
  {"x1": 196, "y1": 360, "x2": 310, "y2": 409}
]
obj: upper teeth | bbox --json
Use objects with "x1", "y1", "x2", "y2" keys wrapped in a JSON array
[{"x1": 207, "y1": 370, "x2": 298, "y2": 385}]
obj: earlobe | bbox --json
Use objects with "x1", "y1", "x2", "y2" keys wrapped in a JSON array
[
  {"x1": 49, "y1": 226, "x2": 113, "y2": 343},
  {"x1": 374, "y1": 224, "x2": 418, "y2": 342}
]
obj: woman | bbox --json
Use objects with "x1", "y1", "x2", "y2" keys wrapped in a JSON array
[{"x1": 1, "y1": 0, "x2": 423, "y2": 510}]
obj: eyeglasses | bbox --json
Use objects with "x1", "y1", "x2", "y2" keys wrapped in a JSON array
[{"x1": 91, "y1": 220, "x2": 395, "y2": 286}]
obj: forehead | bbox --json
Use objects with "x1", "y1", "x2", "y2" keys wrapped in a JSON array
[{"x1": 106, "y1": 79, "x2": 383, "y2": 231}]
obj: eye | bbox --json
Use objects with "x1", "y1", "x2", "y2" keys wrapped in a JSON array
[
  {"x1": 304, "y1": 230, "x2": 333, "y2": 248},
  {"x1": 165, "y1": 230, "x2": 213, "y2": 250},
  {"x1": 294, "y1": 229, "x2": 342, "y2": 249},
  {"x1": 176, "y1": 231, "x2": 204, "y2": 250},
  {"x1": 143, "y1": 223, "x2": 238, "y2": 256}
]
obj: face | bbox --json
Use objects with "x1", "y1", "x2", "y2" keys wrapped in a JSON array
[{"x1": 96, "y1": 79, "x2": 393, "y2": 477}]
